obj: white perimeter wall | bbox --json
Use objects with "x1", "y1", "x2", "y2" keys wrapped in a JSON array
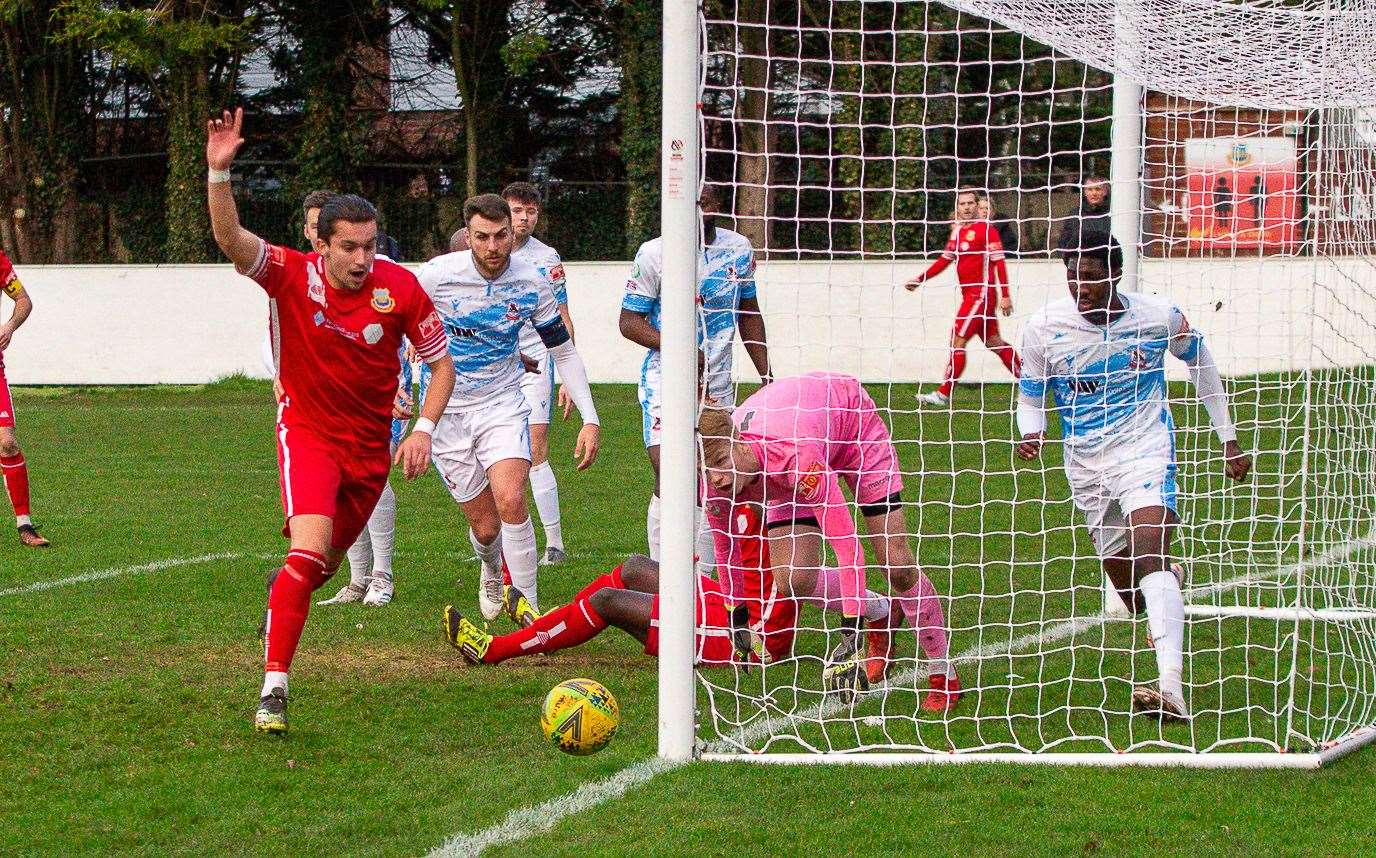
[{"x1": 5, "y1": 257, "x2": 1373, "y2": 385}]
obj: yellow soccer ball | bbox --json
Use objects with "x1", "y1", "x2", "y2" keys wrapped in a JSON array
[{"x1": 540, "y1": 678, "x2": 620, "y2": 756}]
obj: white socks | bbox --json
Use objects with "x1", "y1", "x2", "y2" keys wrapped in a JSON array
[
  {"x1": 367, "y1": 481, "x2": 397, "y2": 575},
  {"x1": 1139, "y1": 569, "x2": 1186, "y2": 698},
  {"x1": 261, "y1": 670, "x2": 289, "y2": 697},
  {"x1": 345, "y1": 528, "x2": 373, "y2": 587},
  {"x1": 345, "y1": 481, "x2": 397, "y2": 587},
  {"x1": 647, "y1": 494, "x2": 661, "y2": 561},
  {"x1": 469, "y1": 527, "x2": 503, "y2": 582},
  {"x1": 502, "y1": 517, "x2": 540, "y2": 610},
  {"x1": 529, "y1": 461, "x2": 564, "y2": 551}
]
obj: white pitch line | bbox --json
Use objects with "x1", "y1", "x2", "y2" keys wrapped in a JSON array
[
  {"x1": 0, "y1": 551, "x2": 244, "y2": 599},
  {"x1": 426, "y1": 531, "x2": 1376, "y2": 857}
]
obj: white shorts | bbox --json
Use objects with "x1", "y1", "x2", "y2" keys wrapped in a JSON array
[
  {"x1": 431, "y1": 392, "x2": 532, "y2": 504},
  {"x1": 519, "y1": 351, "x2": 555, "y2": 426},
  {"x1": 639, "y1": 371, "x2": 736, "y2": 449},
  {"x1": 1064, "y1": 430, "x2": 1178, "y2": 559}
]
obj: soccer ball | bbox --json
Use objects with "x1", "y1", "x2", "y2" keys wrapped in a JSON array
[{"x1": 540, "y1": 678, "x2": 620, "y2": 756}]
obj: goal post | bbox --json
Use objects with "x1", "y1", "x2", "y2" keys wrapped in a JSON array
[{"x1": 659, "y1": 0, "x2": 1376, "y2": 766}]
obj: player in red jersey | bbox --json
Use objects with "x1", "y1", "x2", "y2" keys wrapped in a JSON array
[
  {"x1": 0, "y1": 251, "x2": 47, "y2": 547},
  {"x1": 905, "y1": 187, "x2": 1019, "y2": 406},
  {"x1": 206, "y1": 108, "x2": 457, "y2": 734},
  {"x1": 443, "y1": 503, "x2": 800, "y2": 667}
]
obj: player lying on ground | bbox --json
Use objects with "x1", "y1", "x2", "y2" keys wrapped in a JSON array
[
  {"x1": 206, "y1": 108, "x2": 457, "y2": 735},
  {"x1": 442, "y1": 503, "x2": 800, "y2": 667},
  {"x1": 620, "y1": 184, "x2": 771, "y2": 571},
  {"x1": 0, "y1": 249, "x2": 47, "y2": 547},
  {"x1": 1017, "y1": 230, "x2": 1251, "y2": 723},
  {"x1": 417, "y1": 194, "x2": 601, "y2": 621},
  {"x1": 699, "y1": 372, "x2": 961, "y2": 710},
  {"x1": 904, "y1": 187, "x2": 1019, "y2": 407}
]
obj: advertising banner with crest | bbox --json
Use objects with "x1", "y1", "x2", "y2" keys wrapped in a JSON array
[{"x1": 1184, "y1": 137, "x2": 1300, "y2": 250}]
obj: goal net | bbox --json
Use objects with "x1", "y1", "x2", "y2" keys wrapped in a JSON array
[{"x1": 668, "y1": 0, "x2": 1376, "y2": 765}]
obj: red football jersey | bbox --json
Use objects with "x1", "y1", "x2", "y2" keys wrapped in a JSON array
[
  {"x1": 0, "y1": 250, "x2": 22, "y2": 363},
  {"x1": 730, "y1": 503, "x2": 798, "y2": 663},
  {"x1": 246, "y1": 241, "x2": 448, "y2": 453},
  {"x1": 920, "y1": 219, "x2": 1009, "y2": 295}
]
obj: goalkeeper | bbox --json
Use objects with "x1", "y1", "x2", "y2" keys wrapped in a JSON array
[
  {"x1": 1017, "y1": 230, "x2": 1252, "y2": 722},
  {"x1": 699, "y1": 372, "x2": 961, "y2": 712}
]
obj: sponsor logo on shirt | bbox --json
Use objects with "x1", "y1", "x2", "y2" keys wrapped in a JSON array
[
  {"x1": 313, "y1": 311, "x2": 325, "y2": 327},
  {"x1": 797, "y1": 462, "x2": 824, "y2": 502},
  {"x1": 959, "y1": 241, "x2": 970, "y2": 251},
  {"x1": 370, "y1": 287, "x2": 395, "y2": 313},
  {"x1": 363, "y1": 323, "x2": 383, "y2": 345}
]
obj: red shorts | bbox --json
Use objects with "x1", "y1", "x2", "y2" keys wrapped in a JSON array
[
  {"x1": 953, "y1": 288, "x2": 1000, "y2": 341},
  {"x1": 276, "y1": 422, "x2": 390, "y2": 550},
  {"x1": 645, "y1": 575, "x2": 735, "y2": 666},
  {"x1": 0, "y1": 361, "x2": 12, "y2": 429}
]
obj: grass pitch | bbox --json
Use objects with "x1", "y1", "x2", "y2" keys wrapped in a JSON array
[{"x1": 1, "y1": 379, "x2": 1373, "y2": 856}]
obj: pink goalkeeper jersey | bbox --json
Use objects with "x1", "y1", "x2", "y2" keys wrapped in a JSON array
[{"x1": 705, "y1": 372, "x2": 901, "y2": 617}]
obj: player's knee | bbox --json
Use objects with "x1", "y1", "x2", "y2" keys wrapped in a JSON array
[
  {"x1": 493, "y1": 488, "x2": 528, "y2": 522},
  {"x1": 621, "y1": 554, "x2": 656, "y2": 589},
  {"x1": 888, "y1": 567, "x2": 918, "y2": 592},
  {"x1": 471, "y1": 519, "x2": 501, "y2": 545},
  {"x1": 0, "y1": 435, "x2": 19, "y2": 458}
]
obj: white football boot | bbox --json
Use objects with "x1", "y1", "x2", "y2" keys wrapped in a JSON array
[{"x1": 363, "y1": 569, "x2": 394, "y2": 607}]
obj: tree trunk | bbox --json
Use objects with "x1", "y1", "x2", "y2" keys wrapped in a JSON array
[
  {"x1": 164, "y1": 61, "x2": 213, "y2": 262},
  {"x1": 734, "y1": 0, "x2": 772, "y2": 253},
  {"x1": 617, "y1": 0, "x2": 661, "y2": 255}
]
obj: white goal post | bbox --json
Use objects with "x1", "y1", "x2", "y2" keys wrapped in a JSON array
[{"x1": 659, "y1": 0, "x2": 1376, "y2": 766}]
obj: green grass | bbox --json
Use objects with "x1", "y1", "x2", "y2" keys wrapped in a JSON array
[{"x1": 1, "y1": 379, "x2": 1374, "y2": 855}]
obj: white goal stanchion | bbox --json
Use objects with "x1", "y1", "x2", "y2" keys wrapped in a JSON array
[{"x1": 660, "y1": 0, "x2": 1376, "y2": 767}]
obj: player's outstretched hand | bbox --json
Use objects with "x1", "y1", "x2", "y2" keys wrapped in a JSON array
[
  {"x1": 1223, "y1": 440, "x2": 1252, "y2": 481},
  {"x1": 206, "y1": 107, "x2": 245, "y2": 170},
  {"x1": 999, "y1": 296, "x2": 1014, "y2": 317},
  {"x1": 519, "y1": 352, "x2": 539, "y2": 374},
  {"x1": 903, "y1": 275, "x2": 923, "y2": 292},
  {"x1": 272, "y1": 377, "x2": 284, "y2": 402},
  {"x1": 0, "y1": 324, "x2": 13, "y2": 353},
  {"x1": 1017, "y1": 432, "x2": 1045, "y2": 460},
  {"x1": 395, "y1": 430, "x2": 432, "y2": 480},
  {"x1": 558, "y1": 385, "x2": 573, "y2": 420},
  {"x1": 573, "y1": 423, "x2": 601, "y2": 471}
]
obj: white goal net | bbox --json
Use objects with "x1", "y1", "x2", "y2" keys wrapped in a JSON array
[{"x1": 673, "y1": 0, "x2": 1376, "y2": 765}]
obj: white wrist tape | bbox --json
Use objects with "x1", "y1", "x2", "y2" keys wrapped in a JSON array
[
  {"x1": 411, "y1": 417, "x2": 436, "y2": 435},
  {"x1": 208, "y1": 168, "x2": 232, "y2": 183}
]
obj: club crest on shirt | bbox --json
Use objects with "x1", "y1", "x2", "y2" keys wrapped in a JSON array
[
  {"x1": 370, "y1": 287, "x2": 395, "y2": 313},
  {"x1": 964, "y1": 229, "x2": 976, "y2": 241},
  {"x1": 797, "y1": 462, "x2": 825, "y2": 502},
  {"x1": 548, "y1": 263, "x2": 566, "y2": 284},
  {"x1": 505, "y1": 301, "x2": 521, "y2": 321},
  {"x1": 363, "y1": 323, "x2": 383, "y2": 345},
  {"x1": 1128, "y1": 347, "x2": 1150, "y2": 371},
  {"x1": 306, "y1": 264, "x2": 326, "y2": 305},
  {"x1": 706, "y1": 498, "x2": 731, "y2": 518}
]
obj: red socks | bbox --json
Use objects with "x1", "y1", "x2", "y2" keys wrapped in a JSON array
[
  {"x1": 938, "y1": 349, "x2": 967, "y2": 397},
  {"x1": 993, "y1": 344, "x2": 1020, "y2": 377},
  {"x1": 264, "y1": 549, "x2": 329, "y2": 673},
  {"x1": 1, "y1": 453, "x2": 30, "y2": 518},
  {"x1": 483, "y1": 567, "x2": 624, "y2": 664}
]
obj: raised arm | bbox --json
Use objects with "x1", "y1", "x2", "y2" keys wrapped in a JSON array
[
  {"x1": 205, "y1": 108, "x2": 266, "y2": 273},
  {"x1": 1169, "y1": 309, "x2": 1251, "y2": 480}
]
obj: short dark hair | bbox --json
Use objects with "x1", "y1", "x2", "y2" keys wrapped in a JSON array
[
  {"x1": 317, "y1": 194, "x2": 378, "y2": 243},
  {"x1": 464, "y1": 193, "x2": 511, "y2": 226},
  {"x1": 956, "y1": 185, "x2": 986, "y2": 201},
  {"x1": 1058, "y1": 228, "x2": 1123, "y2": 279},
  {"x1": 502, "y1": 182, "x2": 541, "y2": 205},
  {"x1": 302, "y1": 190, "x2": 336, "y2": 219}
]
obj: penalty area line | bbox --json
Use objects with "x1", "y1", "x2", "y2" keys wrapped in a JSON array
[
  {"x1": 0, "y1": 551, "x2": 245, "y2": 599},
  {"x1": 426, "y1": 531, "x2": 1376, "y2": 856}
]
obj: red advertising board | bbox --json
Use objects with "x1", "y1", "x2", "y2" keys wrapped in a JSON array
[{"x1": 1185, "y1": 137, "x2": 1299, "y2": 249}]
